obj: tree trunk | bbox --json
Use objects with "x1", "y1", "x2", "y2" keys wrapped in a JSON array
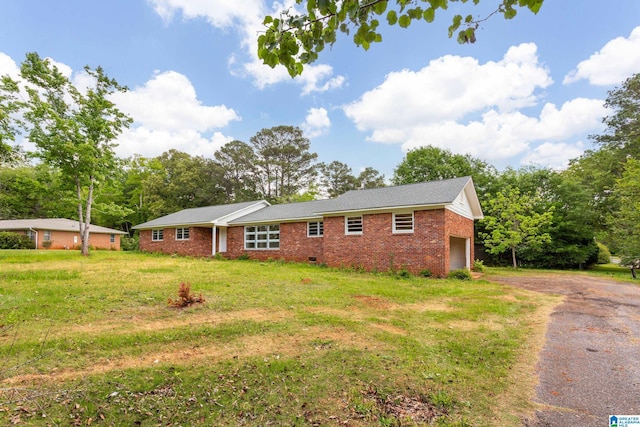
[
  {"x1": 75, "y1": 177, "x2": 86, "y2": 255},
  {"x1": 81, "y1": 177, "x2": 94, "y2": 256},
  {"x1": 76, "y1": 175, "x2": 94, "y2": 256},
  {"x1": 511, "y1": 246, "x2": 517, "y2": 269}
]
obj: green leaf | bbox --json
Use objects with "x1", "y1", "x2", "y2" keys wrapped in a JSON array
[
  {"x1": 306, "y1": 0, "x2": 316, "y2": 14},
  {"x1": 526, "y1": 0, "x2": 544, "y2": 14},
  {"x1": 504, "y1": 8, "x2": 517, "y2": 19},
  {"x1": 408, "y1": 7, "x2": 422, "y2": 19},
  {"x1": 317, "y1": 0, "x2": 329, "y2": 13},
  {"x1": 398, "y1": 14, "x2": 411, "y2": 28},
  {"x1": 448, "y1": 14, "x2": 462, "y2": 38},
  {"x1": 386, "y1": 10, "x2": 398, "y2": 25},
  {"x1": 423, "y1": 8, "x2": 435, "y2": 23},
  {"x1": 373, "y1": 0, "x2": 388, "y2": 15}
]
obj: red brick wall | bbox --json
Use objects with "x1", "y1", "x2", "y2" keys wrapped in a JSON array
[
  {"x1": 12, "y1": 230, "x2": 121, "y2": 250},
  {"x1": 139, "y1": 227, "x2": 212, "y2": 256},
  {"x1": 323, "y1": 210, "x2": 450, "y2": 276},
  {"x1": 138, "y1": 209, "x2": 475, "y2": 276},
  {"x1": 224, "y1": 222, "x2": 324, "y2": 263}
]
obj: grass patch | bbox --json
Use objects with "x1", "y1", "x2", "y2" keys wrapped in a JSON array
[
  {"x1": 0, "y1": 250, "x2": 560, "y2": 426},
  {"x1": 486, "y1": 264, "x2": 638, "y2": 284}
]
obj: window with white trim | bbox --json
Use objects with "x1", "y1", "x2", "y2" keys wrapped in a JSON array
[
  {"x1": 110, "y1": 234, "x2": 115, "y2": 243},
  {"x1": 393, "y1": 212, "x2": 414, "y2": 233},
  {"x1": 43, "y1": 230, "x2": 52, "y2": 241},
  {"x1": 151, "y1": 229, "x2": 163, "y2": 241},
  {"x1": 245, "y1": 224, "x2": 280, "y2": 249},
  {"x1": 26, "y1": 230, "x2": 36, "y2": 241},
  {"x1": 345, "y1": 216, "x2": 363, "y2": 234},
  {"x1": 307, "y1": 221, "x2": 324, "y2": 237},
  {"x1": 176, "y1": 227, "x2": 190, "y2": 240}
]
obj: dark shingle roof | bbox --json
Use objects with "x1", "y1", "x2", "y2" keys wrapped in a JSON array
[
  {"x1": 134, "y1": 177, "x2": 481, "y2": 228},
  {"x1": 316, "y1": 176, "x2": 473, "y2": 214},
  {"x1": 132, "y1": 200, "x2": 265, "y2": 229},
  {"x1": 0, "y1": 218, "x2": 126, "y2": 234},
  {"x1": 229, "y1": 199, "x2": 333, "y2": 224}
]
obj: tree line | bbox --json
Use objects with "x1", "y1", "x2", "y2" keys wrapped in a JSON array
[{"x1": 1, "y1": 52, "x2": 638, "y2": 269}]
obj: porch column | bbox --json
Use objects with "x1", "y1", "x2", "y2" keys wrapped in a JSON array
[{"x1": 466, "y1": 238, "x2": 471, "y2": 270}]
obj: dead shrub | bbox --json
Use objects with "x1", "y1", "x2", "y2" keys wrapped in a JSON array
[{"x1": 167, "y1": 282, "x2": 205, "y2": 308}]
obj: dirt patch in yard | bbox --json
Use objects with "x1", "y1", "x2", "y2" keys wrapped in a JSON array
[
  {"x1": 57, "y1": 307, "x2": 294, "y2": 338},
  {"x1": 2, "y1": 325, "x2": 380, "y2": 387}
]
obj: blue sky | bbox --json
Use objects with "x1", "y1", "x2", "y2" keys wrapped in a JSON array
[{"x1": 1, "y1": 1, "x2": 639, "y2": 179}]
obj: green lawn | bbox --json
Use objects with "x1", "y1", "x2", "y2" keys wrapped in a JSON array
[
  {"x1": 485, "y1": 263, "x2": 638, "y2": 283},
  {"x1": 0, "y1": 250, "x2": 559, "y2": 426}
]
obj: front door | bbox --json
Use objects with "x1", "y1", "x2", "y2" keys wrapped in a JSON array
[{"x1": 218, "y1": 227, "x2": 227, "y2": 252}]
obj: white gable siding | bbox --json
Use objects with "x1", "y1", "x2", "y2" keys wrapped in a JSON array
[{"x1": 446, "y1": 190, "x2": 474, "y2": 219}]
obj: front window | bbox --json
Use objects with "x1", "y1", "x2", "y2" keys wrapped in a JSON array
[
  {"x1": 245, "y1": 224, "x2": 280, "y2": 249},
  {"x1": 152, "y1": 229, "x2": 163, "y2": 241},
  {"x1": 345, "y1": 216, "x2": 363, "y2": 235},
  {"x1": 307, "y1": 221, "x2": 324, "y2": 237},
  {"x1": 43, "y1": 230, "x2": 51, "y2": 241},
  {"x1": 26, "y1": 230, "x2": 36, "y2": 241},
  {"x1": 176, "y1": 227, "x2": 190, "y2": 240},
  {"x1": 393, "y1": 212, "x2": 414, "y2": 233},
  {"x1": 110, "y1": 234, "x2": 115, "y2": 243}
]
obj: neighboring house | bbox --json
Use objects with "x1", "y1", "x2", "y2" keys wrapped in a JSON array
[
  {"x1": 0, "y1": 218, "x2": 127, "y2": 250},
  {"x1": 133, "y1": 177, "x2": 484, "y2": 276}
]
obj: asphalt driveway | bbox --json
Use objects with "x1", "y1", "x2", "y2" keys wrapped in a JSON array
[{"x1": 491, "y1": 274, "x2": 640, "y2": 426}]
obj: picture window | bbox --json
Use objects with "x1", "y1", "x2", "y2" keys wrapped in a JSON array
[{"x1": 245, "y1": 224, "x2": 279, "y2": 249}]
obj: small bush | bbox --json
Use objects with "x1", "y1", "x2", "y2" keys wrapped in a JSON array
[
  {"x1": 472, "y1": 259, "x2": 485, "y2": 272},
  {"x1": 41, "y1": 240, "x2": 53, "y2": 249},
  {"x1": 121, "y1": 235, "x2": 139, "y2": 251},
  {"x1": 237, "y1": 253, "x2": 250, "y2": 260},
  {"x1": 596, "y1": 242, "x2": 611, "y2": 264},
  {"x1": 447, "y1": 269, "x2": 472, "y2": 280},
  {"x1": 419, "y1": 269, "x2": 432, "y2": 278},
  {"x1": 167, "y1": 282, "x2": 205, "y2": 308},
  {"x1": 0, "y1": 232, "x2": 35, "y2": 249},
  {"x1": 396, "y1": 269, "x2": 411, "y2": 278}
]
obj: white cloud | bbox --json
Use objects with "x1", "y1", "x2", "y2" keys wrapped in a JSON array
[
  {"x1": 564, "y1": 26, "x2": 640, "y2": 86},
  {"x1": 147, "y1": 0, "x2": 345, "y2": 94},
  {"x1": 110, "y1": 70, "x2": 239, "y2": 158},
  {"x1": 344, "y1": 43, "x2": 552, "y2": 131},
  {"x1": 148, "y1": 0, "x2": 264, "y2": 28},
  {"x1": 399, "y1": 112, "x2": 535, "y2": 161},
  {"x1": 301, "y1": 107, "x2": 330, "y2": 138},
  {"x1": 0, "y1": 52, "x2": 20, "y2": 77},
  {"x1": 115, "y1": 127, "x2": 232, "y2": 159},
  {"x1": 399, "y1": 99, "x2": 606, "y2": 164},
  {"x1": 521, "y1": 141, "x2": 586, "y2": 170},
  {"x1": 343, "y1": 43, "x2": 609, "y2": 167},
  {"x1": 112, "y1": 71, "x2": 239, "y2": 132},
  {"x1": 298, "y1": 65, "x2": 346, "y2": 95}
]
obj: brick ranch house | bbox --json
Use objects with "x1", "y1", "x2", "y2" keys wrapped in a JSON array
[
  {"x1": 0, "y1": 218, "x2": 127, "y2": 250},
  {"x1": 134, "y1": 177, "x2": 483, "y2": 276}
]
